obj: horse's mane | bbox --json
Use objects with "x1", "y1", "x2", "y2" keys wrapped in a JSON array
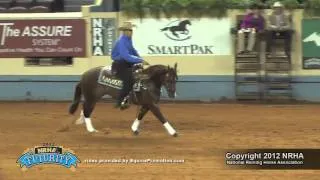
[{"x1": 142, "y1": 65, "x2": 169, "y2": 79}]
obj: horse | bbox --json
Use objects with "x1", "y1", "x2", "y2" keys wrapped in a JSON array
[
  {"x1": 68, "y1": 63, "x2": 179, "y2": 137},
  {"x1": 160, "y1": 20, "x2": 191, "y2": 38}
]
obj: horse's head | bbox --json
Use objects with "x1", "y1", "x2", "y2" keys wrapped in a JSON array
[
  {"x1": 163, "y1": 63, "x2": 178, "y2": 98},
  {"x1": 143, "y1": 63, "x2": 178, "y2": 98},
  {"x1": 180, "y1": 20, "x2": 191, "y2": 26}
]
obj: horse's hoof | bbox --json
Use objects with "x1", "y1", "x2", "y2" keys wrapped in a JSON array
[
  {"x1": 173, "y1": 133, "x2": 178, "y2": 137},
  {"x1": 133, "y1": 131, "x2": 139, "y2": 136},
  {"x1": 75, "y1": 118, "x2": 85, "y2": 125},
  {"x1": 88, "y1": 129, "x2": 99, "y2": 133}
]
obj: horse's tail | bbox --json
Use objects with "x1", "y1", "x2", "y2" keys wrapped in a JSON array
[
  {"x1": 69, "y1": 82, "x2": 82, "y2": 114},
  {"x1": 160, "y1": 27, "x2": 169, "y2": 31}
]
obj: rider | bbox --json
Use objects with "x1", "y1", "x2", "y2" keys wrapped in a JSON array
[{"x1": 111, "y1": 21, "x2": 148, "y2": 110}]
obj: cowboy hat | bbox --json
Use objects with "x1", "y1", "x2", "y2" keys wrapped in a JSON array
[
  {"x1": 118, "y1": 21, "x2": 137, "y2": 31},
  {"x1": 272, "y1": 1, "x2": 284, "y2": 8}
]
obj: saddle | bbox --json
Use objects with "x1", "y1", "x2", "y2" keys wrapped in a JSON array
[{"x1": 101, "y1": 65, "x2": 115, "y2": 77}]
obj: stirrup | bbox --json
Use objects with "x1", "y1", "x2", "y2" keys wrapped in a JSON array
[
  {"x1": 121, "y1": 99, "x2": 128, "y2": 106},
  {"x1": 120, "y1": 96, "x2": 129, "y2": 105},
  {"x1": 119, "y1": 98, "x2": 129, "y2": 110}
]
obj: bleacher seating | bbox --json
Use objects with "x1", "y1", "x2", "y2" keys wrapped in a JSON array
[
  {"x1": 0, "y1": 0, "x2": 11, "y2": 9},
  {"x1": 13, "y1": 0, "x2": 34, "y2": 8},
  {"x1": 0, "y1": 0, "x2": 53, "y2": 13},
  {"x1": 63, "y1": 0, "x2": 94, "y2": 12},
  {"x1": 0, "y1": 0, "x2": 95, "y2": 13},
  {"x1": 35, "y1": 0, "x2": 53, "y2": 7},
  {"x1": 0, "y1": 6, "x2": 6, "y2": 11},
  {"x1": 8, "y1": 6, "x2": 29, "y2": 13},
  {"x1": 232, "y1": 12, "x2": 293, "y2": 101},
  {"x1": 29, "y1": 5, "x2": 49, "y2": 12}
]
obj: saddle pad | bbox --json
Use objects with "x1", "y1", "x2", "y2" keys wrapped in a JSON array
[
  {"x1": 97, "y1": 66, "x2": 144, "y2": 92},
  {"x1": 97, "y1": 66, "x2": 123, "y2": 89}
]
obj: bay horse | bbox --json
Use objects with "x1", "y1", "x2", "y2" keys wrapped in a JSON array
[{"x1": 68, "y1": 63, "x2": 179, "y2": 137}]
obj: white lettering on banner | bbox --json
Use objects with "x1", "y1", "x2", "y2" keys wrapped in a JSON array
[
  {"x1": 21, "y1": 26, "x2": 72, "y2": 37},
  {"x1": 93, "y1": 29, "x2": 103, "y2": 46},
  {"x1": 148, "y1": 45, "x2": 214, "y2": 54},
  {"x1": 131, "y1": 18, "x2": 232, "y2": 56},
  {"x1": 57, "y1": 47, "x2": 74, "y2": 53},
  {"x1": 32, "y1": 39, "x2": 61, "y2": 46},
  {"x1": 92, "y1": 18, "x2": 104, "y2": 56},
  {"x1": 46, "y1": 47, "x2": 56, "y2": 52},
  {"x1": 34, "y1": 48, "x2": 44, "y2": 52},
  {"x1": 0, "y1": 23, "x2": 14, "y2": 45},
  {"x1": 16, "y1": 48, "x2": 32, "y2": 52},
  {"x1": 106, "y1": 25, "x2": 114, "y2": 55},
  {"x1": 0, "y1": 48, "x2": 15, "y2": 53},
  {"x1": 0, "y1": 22, "x2": 73, "y2": 46},
  {"x1": 74, "y1": 47, "x2": 82, "y2": 52}
]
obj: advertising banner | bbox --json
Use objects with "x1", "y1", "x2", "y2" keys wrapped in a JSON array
[
  {"x1": 130, "y1": 18, "x2": 232, "y2": 56},
  {"x1": 0, "y1": 19, "x2": 86, "y2": 57}
]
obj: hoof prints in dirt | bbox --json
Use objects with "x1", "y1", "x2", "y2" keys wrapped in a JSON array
[
  {"x1": 57, "y1": 125, "x2": 70, "y2": 132},
  {"x1": 102, "y1": 128, "x2": 111, "y2": 134}
]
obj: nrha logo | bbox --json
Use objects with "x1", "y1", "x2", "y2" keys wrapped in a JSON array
[{"x1": 92, "y1": 18, "x2": 105, "y2": 56}]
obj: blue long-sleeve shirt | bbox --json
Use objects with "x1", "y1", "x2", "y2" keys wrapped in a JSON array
[{"x1": 111, "y1": 35, "x2": 142, "y2": 63}]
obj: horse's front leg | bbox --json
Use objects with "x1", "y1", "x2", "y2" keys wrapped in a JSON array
[
  {"x1": 131, "y1": 105, "x2": 149, "y2": 135},
  {"x1": 148, "y1": 103, "x2": 178, "y2": 137}
]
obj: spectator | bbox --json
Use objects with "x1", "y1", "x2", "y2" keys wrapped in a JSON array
[
  {"x1": 237, "y1": 3, "x2": 265, "y2": 54},
  {"x1": 266, "y1": 1, "x2": 293, "y2": 57}
]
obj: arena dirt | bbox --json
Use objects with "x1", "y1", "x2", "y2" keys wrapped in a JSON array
[{"x1": 1, "y1": 102, "x2": 320, "y2": 180}]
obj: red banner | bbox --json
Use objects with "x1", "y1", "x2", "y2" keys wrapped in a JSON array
[{"x1": 0, "y1": 19, "x2": 86, "y2": 57}]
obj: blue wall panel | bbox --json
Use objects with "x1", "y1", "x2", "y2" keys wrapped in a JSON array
[
  {"x1": 0, "y1": 75, "x2": 320, "y2": 102},
  {"x1": 292, "y1": 83, "x2": 320, "y2": 102},
  {"x1": 174, "y1": 81, "x2": 234, "y2": 101},
  {"x1": 0, "y1": 82, "x2": 78, "y2": 101}
]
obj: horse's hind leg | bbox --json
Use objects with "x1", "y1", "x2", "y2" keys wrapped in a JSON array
[
  {"x1": 131, "y1": 105, "x2": 149, "y2": 135},
  {"x1": 83, "y1": 100, "x2": 98, "y2": 132},
  {"x1": 148, "y1": 103, "x2": 178, "y2": 137}
]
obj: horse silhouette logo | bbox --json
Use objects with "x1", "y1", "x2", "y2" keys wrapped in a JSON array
[
  {"x1": 160, "y1": 20, "x2": 192, "y2": 41},
  {"x1": 303, "y1": 32, "x2": 320, "y2": 46}
]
